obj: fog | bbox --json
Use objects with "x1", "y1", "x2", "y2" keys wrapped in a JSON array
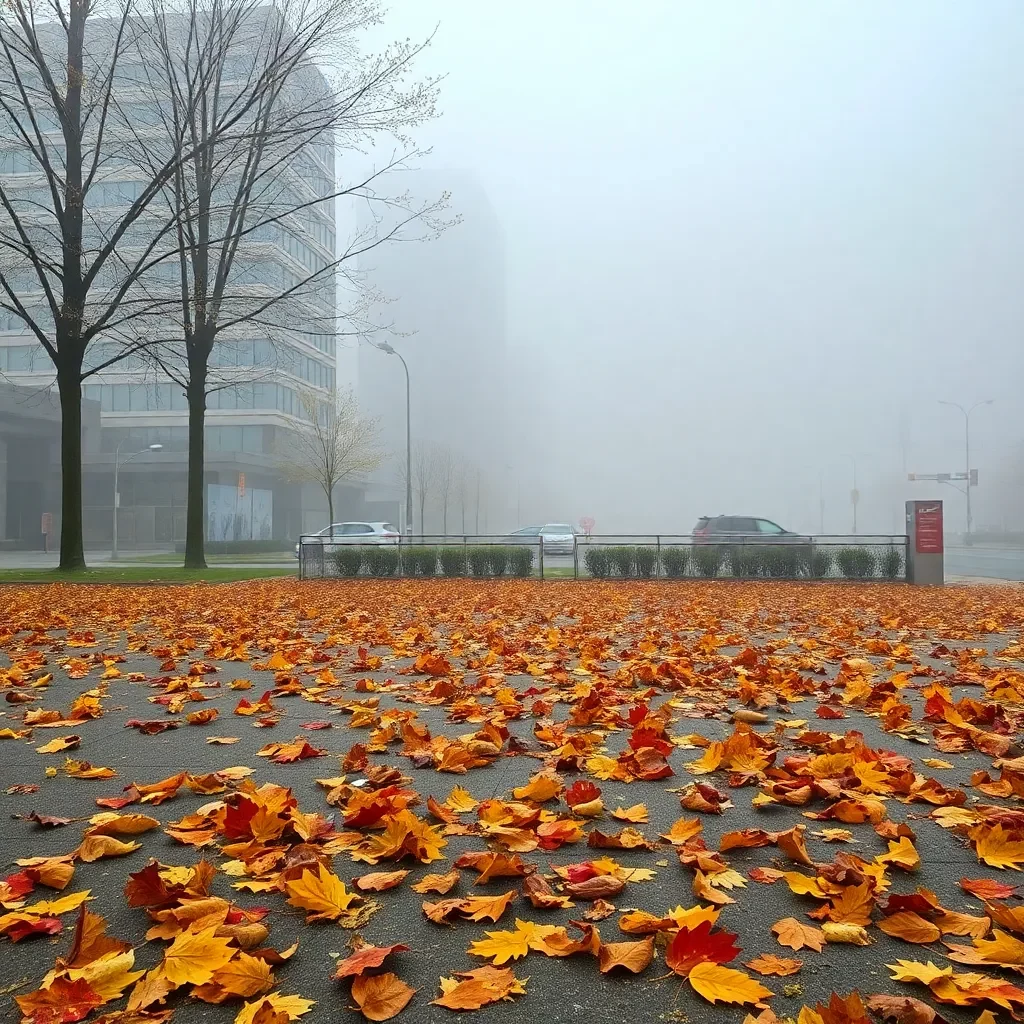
[{"x1": 355, "y1": 1, "x2": 1024, "y2": 537}]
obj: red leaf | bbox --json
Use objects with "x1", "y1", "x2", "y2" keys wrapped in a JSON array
[
  {"x1": 565, "y1": 781, "x2": 601, "y2": 808},
  {"x1": 124, "y1": 861, "x2": 185, "y2": 908},
  {"x1": 665, "y1": 920, "x2": 740, "y2": 977},
  {"x1": 300, "y1": 721, "x2": 333, "y2": 730},
  {"x1": 7, "y1": 916, "x2": 62, "y2": 942},
  {"x1": 333, "y1": 943, "x2": 410, "y2": 979},
  {"x1": 960, "y1": 877, "x2": 1018, "y2": 900}
]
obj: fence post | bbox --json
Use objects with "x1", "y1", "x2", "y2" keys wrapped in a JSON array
[
  {"x1": 398, "y1": 534, "x2": 404, "y2": 577},
  {"x1": 463, "y1": 535, "x2": 468, "y2": 577},
  {"x1": 656, "y1": 535, "x2": 661, "y2": 578},
  {"x1": 539, "y1": 536, "x2": 544, "y2": 579},
  {"x1": 573, "y1": 537, "x2": 579, "y2": 579}
]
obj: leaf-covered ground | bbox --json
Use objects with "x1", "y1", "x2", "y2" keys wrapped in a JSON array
[{"x1": 1, "y1": 579, "x2": 1024, "y2": 1024}]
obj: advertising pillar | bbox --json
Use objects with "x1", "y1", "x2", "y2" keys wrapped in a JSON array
[{"x1": 905, "y1": 500, "x2": 944, "y2": 585}]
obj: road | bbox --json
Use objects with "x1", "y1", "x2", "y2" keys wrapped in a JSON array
[{"x1": 945, "y1": 545, "x2": 1024, "y2": 581}]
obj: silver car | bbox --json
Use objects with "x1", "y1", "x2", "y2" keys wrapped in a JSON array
[
  {"x1": 295, "y1": 522, "x2": 400, "y2": 557},
  {"x1": 540, "y1": 523, "x2": 576, "y2": 555}
]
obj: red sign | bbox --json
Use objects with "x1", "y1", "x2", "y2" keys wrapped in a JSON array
[
  {"x1": 579, "y1": 516, "x2": 595, "y2": 537},
  {"x1": 40, "y1": 512, "x2": 52, "y2": 535},
  {"x1": 915, "y1": 502, "x2": 943, "y2": 554},
  {"x1": 238, "y1": 472, "x2": 246, "y2": 498}
]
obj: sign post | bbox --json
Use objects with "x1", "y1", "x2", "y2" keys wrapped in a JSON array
[{"x1": 905, "y1": 500, "x2": 944, "y2": 585}]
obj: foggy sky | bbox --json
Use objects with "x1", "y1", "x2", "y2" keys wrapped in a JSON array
[{"x1": 357, "y1": 1, "x2": 1024, "y2": 535}]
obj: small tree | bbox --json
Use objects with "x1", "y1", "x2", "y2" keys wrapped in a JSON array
[
  {"x1": 281, "y1": 387, "x2": 382, "y2": 531},
  {"x1": 412, "y1": 442, "x2": 443, "y2": 534},
  {"x1": 435, "y1": 443, "x2": 456, "y2": 535}
]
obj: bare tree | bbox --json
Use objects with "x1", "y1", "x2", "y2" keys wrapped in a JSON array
[
  {"x1": 0, "y1": 0, "x2": 207, "y2": 568},
  {"x1": 435, "y1": 443, "x2": 456, "y2": 535},
  {"x1": 132, "y1": 0, "x2": 441, "y2": 566},
  {"x1": 279, "y1": 386, "x2": 381, "y2": 530},
  {"x1": 412, "y1": 442, "x2": 443, "y2": 534}
]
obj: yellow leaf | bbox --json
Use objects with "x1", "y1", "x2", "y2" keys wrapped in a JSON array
[
  {"x1": 76, "y1": 835, "x2": 142, "y2": 863},
  {"x1": 207, "y1": 953, "x2": 275, "y2": 997},
  {"x1": 65, "y1": 950, "x2": 144, "y2": 1001},
  {"x1": 885, "y1": 960, "x2": 953, "y2": 985},
  {"x1": 36, "y1": 735, "x2": 80, "y2": 754},
  {"x1": 163, "y1": 924, "x2": 236, "y2": 986},
  {"x1": 687, "y1": 962, "x2": 774, "y2": 1005},
  {"x1": 444, "y1": 786, "x2": 478, "y2": 812},
  {"x1": 284, "y1": 864, "x2": 359, "y2": 922},
  {"x1": 822, "y1": 921, "x2": 871, "y2": 945},
  {"x1": 922, "y1": 758, "x2": 954, "y2": 769},
  {"x1": 611, "y1": 804, "x2": 649, "y2": 823},
  {"x1": 235, "y1": 992, "x2": 315, "y2": 1024},
  {"x1": 974, "y1": 824, "x2": 1024, "y2": 870},
  {"x1": 876, "y1": 837, "x2": 921, "y2": 872},
  {"x1": 467, "y1": 926, "x2": 531, "y2": 964},
  {"x1": 688, "y1": 742, "x2": 724, "y2": 775}
]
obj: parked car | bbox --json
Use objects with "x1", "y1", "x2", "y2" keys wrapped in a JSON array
[
  {"x1": 692, "y1": 515, "x2": 808, "y2": 542},
  {"x1": 503, "y1": 526, "x2": 542, "y2": 544},
  {"x1": 539, "y1": 523, "x2": 577, "y2": 555},
  {"x1": 295, "y1": 522, "x2": 400, "y2": 557}
]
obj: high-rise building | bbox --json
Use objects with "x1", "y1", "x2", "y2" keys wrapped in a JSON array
[
  {"x1": 357, "y1": 170, "x2": 507, "y2": 533},
  {"x1": 0, "y1": 17, "x2": 357, "y2": 547}
]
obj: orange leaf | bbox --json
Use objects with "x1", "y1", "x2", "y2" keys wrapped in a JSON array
[
  {"x1": 284, "y1": 865, "x2": 358, "y2": 922},
  {"x1": 410, "y1": 870, "x2": 459, "y2": 895},
  {"x1": 745, "y1": 955, "x2": 802, "y2": 977},
  {"x1": 877, "y1": 912, "x2": 941, "y2": 945},
  {"x1": 350, "y1": 972, "x2": 415, "y2": 1021},
  {"x1": 334, "y1": 944, "x2": 410, "y2": 980},
  {"x1": 597, "y1": 935, "x2": 654, "y2": 974},
  {"x1": 771, "y1": 917, "x2": 825, "y2": 952},
  {"x1": 353, "y1": 871, "x2": 408, "y2": 893},
  {"x1": 163, "y1": 924, "x2": 236, "y2": 986}
]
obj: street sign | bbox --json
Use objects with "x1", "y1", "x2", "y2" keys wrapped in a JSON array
[
  {"x1": 915, "y1": 502, "x2": 943, "y2": 554},
  {"x1": 238, "y1": 472, "x2": 246, "y2": 498},
  {"x1": 40, "y1": 512, "x2": 52, "y2": 534},
  {"x1": 970, "y1": 469, "x2": 979, "y2": 486},
  {"x1": 850, "y1": 489, "x2": 860, "y2": 506},
  {"x1": 579, "y1": 516, "x2": 595, "y2": 537}
]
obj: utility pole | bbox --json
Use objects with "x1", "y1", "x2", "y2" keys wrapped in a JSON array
[
  {"x1": 378, "y1": 343, "x2": 413, "y2": 535},
  {"x1": 938, "y1": 399, "x2": 993, "y2": 537},
  {"x1": 112, "y1": 442, "x2": 162, "y2": 560}
]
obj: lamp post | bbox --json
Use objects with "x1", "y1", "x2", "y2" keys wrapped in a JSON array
[
  {"x1": 377, "y1": 343, "x2": 413, "y2": 535},
  {"x1": 843, "y1": 454, "x2": 859, "y2": 534},
  {"x1": 939, "y1": 399, "x2": 993, "y2": 537},
  {"x1": 113, "y1": 441, "x2": 162, "y2": 560}
]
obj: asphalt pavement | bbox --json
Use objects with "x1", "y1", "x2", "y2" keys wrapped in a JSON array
[{"x1": 0, "y1": 582, "x2": 1012, "y2": 1023}]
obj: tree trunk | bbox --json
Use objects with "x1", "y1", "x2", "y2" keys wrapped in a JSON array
[
  {"x1": 419, "y1": 492, "x2": 426, "y2": 534},
  {"x1": 443, "y1": 500, "x2": 447, "y2": 535},
  {"x1": 184, "y1": 361, "x2": 208, "y2": 568},
  {"x1": 327, "y1": 487, "x2": 333, "y2": 536},
  {"x1": 57, "y1": 365, "x2": 86, "y2": 571}
]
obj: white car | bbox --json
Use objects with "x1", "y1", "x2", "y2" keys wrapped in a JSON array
[
  {"x1": 295, "y1": 522, "x2": 400, "y2": 557},
  {"x1": 540, "y1": 523, "x2": 577, "y2": 555}
]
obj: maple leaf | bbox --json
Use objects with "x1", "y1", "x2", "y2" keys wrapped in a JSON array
[
  {"x1": 687, "y1": 962, "x2": 773, "y2": 1005},
  {"x1": 745, "y1": 954, "x2": 802, "y2": 977},
  {"x1": 611, "y1": 803, "x2": 649, "y2": 823},
  {"x1": 597, "y1": 936, "x2": 655, "y2": 974},
  {"x1": 284, "y1": 865, "x2": 359, "y2": 922},
  {"x1": 157, "y1": 925, "x2": 234, "y2": 988},
  {"x1": 235, "y1": 993, "x2": 315, "y2": 1024},
  {"x1": 665, "y1": 920, "x2": 740, "y2": 976},
  {"x1": 974, "y1": 824, "x2": 1024, "y2": 870},
  {"x1": 64, "y1": 949, "x2": 145, "y2": 1002},
  {"x1": 660, "y1": 817, "x2": 704, "y2": 845},
  {"x1": 334, "y1": 944, "x2": 410, "y2": 980},
  {"x1": 76, "y1": 835, "x2": 142, "y2": 863},
  {"x1": 973, "y1": 928, "x2": 1024, "y2": 967},
  {"x1": 350, "y1": 972, "x2": 416, "y2": 1021},
  {"x1": 772, "y1": 917, "x2": 825, "y2": 952},
  {"x1": 410, "y1": 870, "x2": 459, "y2": 895},
  {"x1": 467, "y1": 926, "x2": 532, "y2": 964},
  {"x1": 36, "y1": 735, "x2": 81, "y2": 754},
  {"x1": 865, "y1": 994, "x2": 942, "y2": 1024},
  {"x1": 829, "y1": 882, "x2": 875, "y2": 926},
  {"x1": 431, "y1": 966, "x2": 527, "y2": 1010},
  {"x1": 16, "y1": 977, "x2": 103, "y2": 1024}
]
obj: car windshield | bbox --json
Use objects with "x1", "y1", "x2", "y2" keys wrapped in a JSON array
[
  {"x1": 513, "y1": 527, "x2": 541, "y2": 535},
  {"x1": 545, "y1": 525, "x2": 572, "y2": 533}
]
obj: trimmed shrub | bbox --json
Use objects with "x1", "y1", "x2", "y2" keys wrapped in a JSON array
[
  {"x1": 881, "y1": 546, "x2": 904, "y2": 579},
  {"x1": 363, "y1": 546, "x2": 399, "y2": 577},
  {"x1": 404, "y1": 546, "x2": 437, "y2": 576},
  {"x1": 331, "y1": 547, "x2": 363, "y2": 577},
  {"x1": 468, "y1": 546, "x2": 491, "y2": 577},
  {"x1": 693, "y1": 545, "x2": 724, "y2": 578},
  {"x1": 509, "y1": 546, "x2": 534, "y2": 578},
  {"x1": 836, "y1": 547, "x2": 875, "y2": 579},
  {"x1": 583, "y1": 546, "x2": 610, "y2": 578},
  {"x1": 439, "y1": 546, "x2": 468, "y2": 577},
  {"x1": 810, "y1": 548, "x2": 833, "y2": 579},
  {"x1": 609, "y1": 546, "x2": 635, "y2": 578},
  {"x1": 662, "y1": 546, "x2": 690, "y2": 578},
  {"x1": 487, "y1": 546, "x2": 509, "y2": 577},
  {"x1": 729, "y1": 545, "x2": 758, "y2": 578},
  {"x1": 761, "y1": 546, "x2": 803, "y2": 578},
  {"x1": 635, "y1": 546, "x2": 657, "y2": 578}
]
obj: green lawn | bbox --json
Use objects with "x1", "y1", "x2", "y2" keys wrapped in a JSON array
[
  {"x1": 0, "y1": 567, "x2": 295, "y2": 584},
  {"x1": 117, "y1": 551, "x2": 293, "y2": 564}
]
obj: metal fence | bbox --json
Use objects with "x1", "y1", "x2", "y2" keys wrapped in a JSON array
[{"x1": 298, "y1": 533, "x2": 909, "y2": 581}]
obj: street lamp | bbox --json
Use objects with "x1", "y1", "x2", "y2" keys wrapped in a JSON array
[
  {"x1": 112, "y1": 441, "x2": 162, "y2": 560},
  {"x1": 939, "y1": 399, "x2": 993, "y2": 538},
  {"x1": 376, "y1": 343, "x2": 413, "y2": 535},
  {"x1": 843, "y1": 454, "x2": 859, "y2": 534}
]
